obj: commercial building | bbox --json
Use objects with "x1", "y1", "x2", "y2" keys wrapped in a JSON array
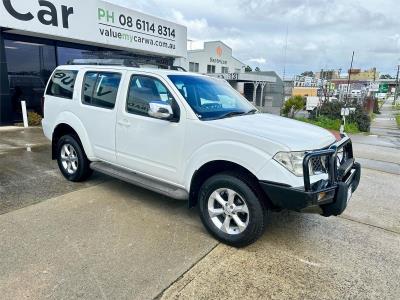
[
  {"x1": 292, "y1": 87, "x2": 318, "y2": 97},
  {"x1": 315, "y1": 70, "x2": 340, "y2": 80},
  {"x1": 348, "y1": 68, "x2": 379, "y2": 81},
  {"x1": 0, "y1": 0, "x2": 187, "y2": 124},
  {"x1": 185, "y1": 41, "x2": 245, "y2": 74},
  {"x1": 182, "y1": 41, "x2": 284, "y2": 114}
]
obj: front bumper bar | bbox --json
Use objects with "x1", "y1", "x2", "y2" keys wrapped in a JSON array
[{"x1": 260, "y1": 137, "x2": 361, "y2": 217}]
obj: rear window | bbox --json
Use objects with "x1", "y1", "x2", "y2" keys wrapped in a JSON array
[
  {"x1": 46, "y1": 70, "x2": 78, "y2": 99},
  {"x1": 82, "y1": 72, "x2": 121, "y2": 109}
]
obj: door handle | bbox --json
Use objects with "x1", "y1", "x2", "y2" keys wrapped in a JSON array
[{"x1": 118, "y1": 119, "x2": 131, "y2": 127}]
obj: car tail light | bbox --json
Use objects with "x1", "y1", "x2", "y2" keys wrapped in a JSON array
[{"x1": 41, "y1": 96, "x2": 45, "y2": 117}]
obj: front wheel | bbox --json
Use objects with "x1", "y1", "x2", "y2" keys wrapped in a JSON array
[{"x1": 198, "y1": 173, "x2": 267, "y2": 247}]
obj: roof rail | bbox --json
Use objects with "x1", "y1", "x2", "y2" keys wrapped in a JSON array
[
  {"x1": 67, "y1": 58, "x2": 140, "y2": 68},
  {"x1": 170, "y1": 66, "x2": 187, "y2": 72}
]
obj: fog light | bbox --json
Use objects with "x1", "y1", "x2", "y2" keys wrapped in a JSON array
[{"x1": 318, "y1": 192, "x2": 326, "y2": 201}]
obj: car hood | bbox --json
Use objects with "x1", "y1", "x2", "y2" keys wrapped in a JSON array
[{"x1": 210, "y1": 113, "x2": 336, "y2": 151}]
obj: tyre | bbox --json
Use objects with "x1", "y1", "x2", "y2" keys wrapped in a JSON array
[
  {"x1": 198, "y1": 172, "x2": 267, "y2": 247},
  {"x1": 56, "y1": 134, "x2": 93, "y2": 182}
]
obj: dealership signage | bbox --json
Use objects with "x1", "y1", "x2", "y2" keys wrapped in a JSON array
[{"x1": 0, "y1": 0, "x2": 187, "y2": 57}]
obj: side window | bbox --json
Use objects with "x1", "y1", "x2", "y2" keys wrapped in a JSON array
[
  {"x1": 46, "y1": 70, "x2": 78, "y2": 99},
  {"x1": 126, "y1": 75, "x2": 175, "y2": 117},
  {"x1": 82, "y1": 72, "x2": 121, "y2": 109}
]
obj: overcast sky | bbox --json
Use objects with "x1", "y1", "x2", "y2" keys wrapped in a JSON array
[{"x1": 109, "y1": 0, "x2": 400, "y2": 78}]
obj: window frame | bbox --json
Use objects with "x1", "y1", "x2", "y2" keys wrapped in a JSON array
[
  {"x1": 46, "y1": 70, "x2": 78, "y2": 100},
  {"x1": 81, "y1": 71, "x2": 122, "y2": 110},
  {"x1": 207, "y1": 65, "x2": 216, "y2": 74},
  {"x1": 125, "y1": 74, "x2": 180, "y2": 122}
]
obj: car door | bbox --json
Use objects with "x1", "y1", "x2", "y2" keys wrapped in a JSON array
[
  {"x1": 77, "y1": 69, "x2": 123, "y2": 163},
  {"x1": 116, "y1": 72, "x2": 185, "y2": 185}
]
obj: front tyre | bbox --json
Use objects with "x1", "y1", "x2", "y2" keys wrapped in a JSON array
[
  {"x1": 198, "y1": 173, "x2": 266, "y2": 247},
  {"x1": 56, "y1": 134, "x2": 93, "y2": 182}
]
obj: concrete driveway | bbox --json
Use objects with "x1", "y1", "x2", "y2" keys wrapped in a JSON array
[
  {"x1": 162, "y1": 168, "x2": 400, "y2": 300},
  {"x1": 0, "y1": 126, "x2": 399, "y2": 299}
]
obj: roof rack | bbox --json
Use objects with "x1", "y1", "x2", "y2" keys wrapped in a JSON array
[
  {"x1": 67, "y1": 58, "x2": 140, "y2": 68},
  {"x1": 66, "y1": 58, "x2": 187, "y2": 72}
]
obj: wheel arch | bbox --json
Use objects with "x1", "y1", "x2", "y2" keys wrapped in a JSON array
[
  {"x1": 51, "y1": 116, "x2": 94, "y2": 160},
  {"x1": 188, "y1": 160, "x2": 271, "y2": 209}
]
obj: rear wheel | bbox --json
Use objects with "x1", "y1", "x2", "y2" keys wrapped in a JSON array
[
  {"x1": 56, "y1": 135, "x2": 92, "y2": 182},
  {"x1": 198, "y1": 173, "x2": 267, "y2": 247}
]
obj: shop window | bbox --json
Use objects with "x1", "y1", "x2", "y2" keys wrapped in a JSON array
[
  {"x1": 189, "y1": 62, "x2": 199, "y2": 72},
  {"x1": 207, "y1": 65, "x2": 216, "y2": 74},
  {"x1": 5, "y1": 39, "x2": 56, "y2": 118},
  {"x1": 221, "y1": 67, "x2": 229, "y2": 74}
]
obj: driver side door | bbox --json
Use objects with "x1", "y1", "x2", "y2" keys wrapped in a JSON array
[{"x1": 116, "y1": 73, "x2": 185, "y2": 185}]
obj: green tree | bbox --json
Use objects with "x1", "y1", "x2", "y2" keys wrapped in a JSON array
[
  {"x1": 255, "y1": 67, "x2": 261, "y2": 72},
  {"x1": 244, "y1": 65, "x2": 253, "y2": 72},
  {"x1": 282, "y1": 96, "x2": 306, "y2": 118},
  {"x1": 301, "y1": 71, "x2": 314, "y2": 77}
]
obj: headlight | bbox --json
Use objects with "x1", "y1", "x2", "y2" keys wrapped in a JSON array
[{"x1": 273, "y1": 151, "x2": 305, "y2": 177}]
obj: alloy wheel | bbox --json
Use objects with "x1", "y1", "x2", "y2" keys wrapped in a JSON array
[
  {"x1": 207, "y1": 188, "x2": 250, "y2": 235},
  {"x1": 60, "y1": 144, "x2": 78, "y2": 174}
]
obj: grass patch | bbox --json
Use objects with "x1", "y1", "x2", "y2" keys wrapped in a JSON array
[
  {"x1": 393, "y1": 104, "x2": 400, "y2": 110},
  {"x1": 396, "y1": 114, "x2": 400, "y2": 128},
  {"x1": 296, "y1": 116, "x2": 360, "y2": 134}
]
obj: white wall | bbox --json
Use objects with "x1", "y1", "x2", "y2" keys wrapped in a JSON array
[{"x1": 186, "y1": 41, "x2": 245, "y2": 74}]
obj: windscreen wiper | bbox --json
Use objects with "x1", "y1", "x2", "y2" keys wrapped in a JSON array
[
  {"x1": 220, "y1": 109, "x2": 258, "y2": 119},
  {"x1": 246, "y1": 109, "x2": 258, "y2": 115}
]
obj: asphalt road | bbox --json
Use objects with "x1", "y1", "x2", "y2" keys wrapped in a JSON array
[{"x1": 0, "y1": 124, "x2": 399, "y2": 299}]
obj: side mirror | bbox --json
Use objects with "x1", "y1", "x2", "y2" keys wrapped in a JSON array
[{"x1": 148, "y1": 101, "x2": 174, "y2": 121}]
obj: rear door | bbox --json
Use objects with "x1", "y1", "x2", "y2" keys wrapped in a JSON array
[{"x1": 76, "y1": 69, "x2": 124, "y2": 163}]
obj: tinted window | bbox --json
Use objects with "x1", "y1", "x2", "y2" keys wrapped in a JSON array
[
  {"x1": 82, "y1": 72, "x2": 121, "y2": 109},
  {"x1": 168, "y1": 75, "x2": 253, "y2": 121},
  {"x1": 46, "y1": 70, "x2": 78, "y2": 99},
  {"x1": 126, "y1": 75, "x2": 174, "y2": 117}
]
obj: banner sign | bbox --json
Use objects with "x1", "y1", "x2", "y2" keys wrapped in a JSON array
[{"x1": 0, "y1": 0, "x2": 187, "y2": 57}]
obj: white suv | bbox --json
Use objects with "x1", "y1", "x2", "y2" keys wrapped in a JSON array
[{"x1": 42, "y1": 61, "x2": 361, "y2": 247}]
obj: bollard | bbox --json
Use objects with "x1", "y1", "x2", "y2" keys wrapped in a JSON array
[{"x1": 21, "y1": 100, "x2": 29, "y2": 128}]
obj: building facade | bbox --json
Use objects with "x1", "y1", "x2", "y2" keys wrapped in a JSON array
[
  {"x1": 181, "y1": 41, "x2": 284, "y2": 115},
  {"x1": 185, "y1": 41, "x2": 245, "y2": 74},
  {"x1": 348, "y1": 68, "x2": 379, "y2": 81},
  {"x1": 0, "y1": 0, "x2": 187, "y2": 125}
]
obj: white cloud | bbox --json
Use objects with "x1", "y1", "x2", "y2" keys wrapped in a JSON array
[
  {"x1": 248, "y1": 58, "x2": 267, "y2": 64},
  {"x1": 108, "y1": 0, "x2": 400, "y2": 77}
]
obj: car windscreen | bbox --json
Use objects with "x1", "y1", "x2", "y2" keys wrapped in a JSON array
[{"x1": 168, "y1": 75, "x2": 254, "y2": 121}]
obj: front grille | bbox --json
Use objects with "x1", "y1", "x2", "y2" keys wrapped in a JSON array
[
  {"x1": 309, "y1": 155, "x2": 329, "y2": 175},
  {"x1": 303, "y1": 137, "x2": 354, "y2": 191}
]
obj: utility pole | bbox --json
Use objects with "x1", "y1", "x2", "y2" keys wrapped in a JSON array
[
  {"x1": 282, "y1": 25, "x2": 288, "y2": 81},
  {"x1": 395, "y1": 64, "x2": 400, "y2": 104},
  {"x1": 345, "y1": 51, "x2": 355, "y2": 106}
]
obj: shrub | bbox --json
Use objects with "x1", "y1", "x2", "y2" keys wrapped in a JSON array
[
  {"x1": 373, "y1": 99, "x2": 380, "y2": 114},
  {"x1": 318, "y1": 100, "x2": 371, "y2": 132},
  {"x1": 297, "y1": 116, "x2": 359, "y2": 134},
  {"x1": 28, "y1": 112, "x2": 43, "y2": 126},
  {"x1": 347, "y1": 102, "x2": 371, "y2": 132},
  {"x1": 282, "y1": 96, "x2": 306, "y2": 118}
]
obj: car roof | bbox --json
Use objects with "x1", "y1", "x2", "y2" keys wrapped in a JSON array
[{"x1": 54, "y1": 65, "x2": 208, "y2": 78}]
